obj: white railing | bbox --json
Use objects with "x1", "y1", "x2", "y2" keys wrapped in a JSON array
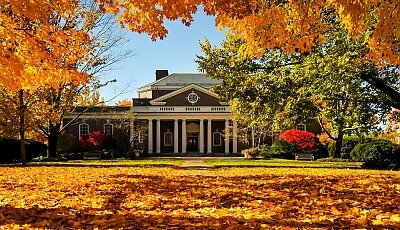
[{"x1": 132, "y1": 106, "x2": 230, "y2": 113}]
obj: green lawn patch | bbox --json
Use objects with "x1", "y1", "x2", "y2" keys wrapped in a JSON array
[
  {"x1": 28, "y1": 158, "x2": 184, "y2": 167},
  {"x1": 206, "y1": 158, "x2": 362, "y2": 168}
]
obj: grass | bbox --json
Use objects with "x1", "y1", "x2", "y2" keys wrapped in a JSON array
[
  {"x1": 206, "y1": 158, "x2": 363, "y2": 168},
  {"x1": 28, "y1": 158, "x2": 184, "y2": 167}
]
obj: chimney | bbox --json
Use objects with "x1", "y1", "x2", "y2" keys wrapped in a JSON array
[{"x1": 156, "y1": 70, "x2": 169, "y2": 80}]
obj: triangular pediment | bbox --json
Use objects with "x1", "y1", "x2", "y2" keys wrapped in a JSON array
[{"x1": 150, "y1": 84, "x2": 226, "y2": 106}]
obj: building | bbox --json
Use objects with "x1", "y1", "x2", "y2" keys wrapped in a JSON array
[
  {"x1": 63, "y1": 70, "x2": 322, "y2": 156},
  {"x1": 63, "y1": 70, "x2": 245, "y2": 156}
]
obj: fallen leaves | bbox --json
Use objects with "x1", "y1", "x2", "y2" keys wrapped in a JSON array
[{"x1": 0, "y1": 167, "x2": 399, "y2": 229}]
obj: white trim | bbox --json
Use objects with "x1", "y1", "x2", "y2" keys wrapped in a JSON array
[
  {"x1": 149, "y1": 84, "x2": 221, "y2": 104},
  {"x1": 213, "y1": 132, "x2": 222, "y2": 146},
  {"x1": 79, "y1": 123, "x2": 89, "y2": 139}
]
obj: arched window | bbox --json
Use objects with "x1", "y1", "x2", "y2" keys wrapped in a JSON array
[
  {"x1": 79, "y1": 123, "x2": 89, "y2": 139},
  {"x1": 296, "y1": 123, "x2": 306, "y2": 131},
  {"x1": 104, "y1": 123, "x2": 113, "y2": 137},
  {"x1": 213, "y1": 132, "x2": 222, "y2": 146},
  {"x1": 164, "y1": 131, "x2": 173, "y2": 146}
]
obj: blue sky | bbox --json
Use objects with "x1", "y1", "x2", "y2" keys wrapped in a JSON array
[{"x1": 99, "y1": 9, "x2": 226, "y2": 104}]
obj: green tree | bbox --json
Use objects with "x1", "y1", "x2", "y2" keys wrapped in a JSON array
[{"x1": 197, "y1": 26, "x2": 394, "y2": 157}]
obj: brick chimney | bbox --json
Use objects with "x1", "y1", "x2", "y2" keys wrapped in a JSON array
[{"x1": 155, "y1": 70, "x2": 169, "y2": 80}]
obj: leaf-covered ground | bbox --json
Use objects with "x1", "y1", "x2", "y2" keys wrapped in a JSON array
[{"x1": 0, "y1": 167, "x2": 399, "y2": 229}]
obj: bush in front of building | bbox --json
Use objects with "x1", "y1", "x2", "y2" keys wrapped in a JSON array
[
  {"x1": 0, "y1": 138, "x2": 46, "y2": 163},
  {"x1": 279, "y1": 129, "x2": 318, "y2": 150}
]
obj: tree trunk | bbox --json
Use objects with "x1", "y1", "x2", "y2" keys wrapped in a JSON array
[
  {"x1": 19, "y1": 89, "x2": 26, "y2": 165},
  {"x1": 332, "y1": 129, "x2": 344, "y2": 158},
  {"x1": 47, "y1": 123, "x2": 61, "y2": 158}
]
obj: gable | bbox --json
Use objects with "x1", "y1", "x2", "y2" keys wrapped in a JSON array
[
  {"x1": 150, "y1": 84, "x2": 224, "y2": 106},
  {"x1": 164, "y1": 88, "x2": 222, "y2": 106}
]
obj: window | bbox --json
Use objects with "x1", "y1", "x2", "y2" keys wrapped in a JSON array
[
  {"x1": 213, "y1": 132, "x2": 222, "y2": 146},
  {"x1": 79, "y1": 123, "x2": 89, "y2": 139},
  {"x1": 164, "y1": 131, "x2": 173, "y2": 146},
  {"x1": 137, "y1": 132, "x2": 143, "y2": 143},
  {"x1": 296, "y1": 123, "x2": 306, "y2": 131},
  {"x1": 104, "y1": 123, "x2": 113, "y2": 137}
]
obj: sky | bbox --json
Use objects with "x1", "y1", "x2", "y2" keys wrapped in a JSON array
[{"x1": 99, "y1": 9, "x2": 226, "y2": 104}]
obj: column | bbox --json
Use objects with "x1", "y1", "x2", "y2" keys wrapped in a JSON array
[
  {"x1": 207, "y1": 119, "x2": 212, "y2": 154},
  {"x1": 129, "y1": 118, "x2": 134, "y2": 147},
  {"x1": 174, "y1": 119, "x2": 179, "y2": 153},
  {"x1": 199, "y1": 119, "x2": 204, "y2": 154},
  {"x1": 225, "y1": 119, "x2": 230, "y2": 154},
  {"x1": 156, "y1": 119, "x2": 161, "y2": 154},
  {"x1": 148, "y1": 119, "x2": 153, "y2": 153},
  {"x1": 233, "y1": 120, "x2": 238, "y2": 154},
  {"x1": 182, "y1": 119, "x2": 186, "y2": 154}
]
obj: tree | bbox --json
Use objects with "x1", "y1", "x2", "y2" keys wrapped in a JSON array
[
  {"x1": 115, "y1": 99, "x2": 133, "y2": 106},
  {"x1": 0, "y1": 0, "x2": 131, "y2": 161},
  {"x1": 96, "y1": 0, "x2": 400, "y2": 107},
  {"x1": 197, "y1": 22, "x2": 393, "y2": 157}
]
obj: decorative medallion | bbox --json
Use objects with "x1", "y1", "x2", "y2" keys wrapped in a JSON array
[{"x1": 187, "y1": 91, "x2": 199, "y2": 104}]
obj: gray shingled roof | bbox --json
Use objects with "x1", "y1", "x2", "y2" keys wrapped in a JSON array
[{"x1": 138, "y1": 73, "x2": 221, "y2": 91}]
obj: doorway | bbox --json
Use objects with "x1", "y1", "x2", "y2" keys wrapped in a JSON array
[{"x1": 187, "y1": 136, "x2": 199, "y2": 152}]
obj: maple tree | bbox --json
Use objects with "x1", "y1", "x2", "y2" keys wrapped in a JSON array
[
  {"x1": 279, "y1": 129, "x2": 318, "y2": 150},
  {"x1": 0, "y1": 166, "x2": 399, "y2": 228},
  {"x1": 94, "y1": 0, "x2": 400, "y2": 107}
]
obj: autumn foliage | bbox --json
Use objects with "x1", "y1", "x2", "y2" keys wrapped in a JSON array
[
  {"x1": 0, "y1": 167, "x2": 399, "y2": 229},
  {"x1": 279, "y1": 129, "x2": 318, "y2": 150},
  {"x1": 79, "y1": 131, "x2": 106, "y2": 149}
]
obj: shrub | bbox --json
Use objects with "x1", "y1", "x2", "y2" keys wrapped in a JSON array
[
  {"x1": 349, "y1": 140, "x2": 400, "y2": 169},
  {"x1": 79, "y1": 131, "x2": 106, "y2": 150},
  {"x1": 0, "y1": 138, "x2": 46, "y2": 163},
  {"x1": 241, "y1": 147, "x2": 260, "y2": 159},
  {"x1": 340, "y1": 136, "x2": 363, "y2": 159},
  {"x1": 279, "y1": 129, "x2": 318, "y2": 150},
  {"x1": 267, "y1": 140, "x2": 299, "y2": 159},
  {"x1": 60, "y1": 152, "x2": 84, "y2": 160}
]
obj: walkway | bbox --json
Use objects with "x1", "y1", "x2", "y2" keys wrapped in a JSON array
[{"x1": 179, "y1": 159, "x2": 214, "y2": 169}]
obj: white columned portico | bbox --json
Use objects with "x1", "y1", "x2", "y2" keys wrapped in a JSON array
[
  {"x1": 182, "y1": 119, "x2": 187, "y2": 154},
  {"x1": 207, "y1": 119, "x2": 212, "y2": 154},
  {"x1": 199, "y1": 119, "x2": 204, "y2": 154},
  {"x1": 174, "y1": 119, "x2": 179, "y2": 153},
  {"x1": 233, "y1": 120, "x2": 238, "y2": 154},
  {"x1": 156, "y1": 119, "x2": 161, "y2": 154},
  {"x1": 225, "y1": 119, "x2": 230, "y2": 154},
  {"x1": 148, "y1": 119, "x2": 153, "y2": 153}
]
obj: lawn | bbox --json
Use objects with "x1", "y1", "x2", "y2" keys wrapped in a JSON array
[
  {"x1": 0, "y1": 167, "x2": 399, "y2": 229},
  {"x1": 206, "y1": 159, "x2": 363, "y2": 168},
  {"x1": 28, "y1": 158, "x2": 184, "y2": 167}
]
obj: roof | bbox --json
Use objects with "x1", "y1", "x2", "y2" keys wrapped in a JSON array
[
  {"x1": 73, "y1": 106, "x2": 130, "y2": 113},
  {"x1": 138, "y1": 73, "x2": 221, "y2": 92}
]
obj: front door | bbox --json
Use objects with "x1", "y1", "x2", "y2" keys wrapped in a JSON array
[{"x1": 187, "y1": 136, "x2": 198, "y2": 152}]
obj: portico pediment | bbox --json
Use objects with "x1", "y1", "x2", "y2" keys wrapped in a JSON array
[{"x1": 149, "y1": 84, "x2": 226, "y2": 106}]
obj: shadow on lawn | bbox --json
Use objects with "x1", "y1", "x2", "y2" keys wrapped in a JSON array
[{"x1": 0, "y1": 173, "x2": 399, "y2": 229}]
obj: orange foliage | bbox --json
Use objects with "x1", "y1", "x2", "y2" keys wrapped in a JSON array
[
  {"x1": 97, "y1": 0, "x2": 400, "y2": 67},
  {"x1": 115, "y1": 99, "x2": 133, "y2": 106},
  {"x1": 0, "y1": 167, "x2": 399, "y2": 229},
  {"x1": 0, "y1": 1, "x2": 90, "y2": 92}
]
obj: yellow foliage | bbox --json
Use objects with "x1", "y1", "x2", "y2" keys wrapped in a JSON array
[{"x1": 0, "y1": 167, "x2": 399, "y2": 228}]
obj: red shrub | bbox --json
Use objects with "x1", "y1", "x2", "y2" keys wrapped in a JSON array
[
  {"x1": 79, "y1": 131, "x2": 106, "y2": 149},
  {"x1": 278, "y1": 129, "x2": 318, "y2": 150}
]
